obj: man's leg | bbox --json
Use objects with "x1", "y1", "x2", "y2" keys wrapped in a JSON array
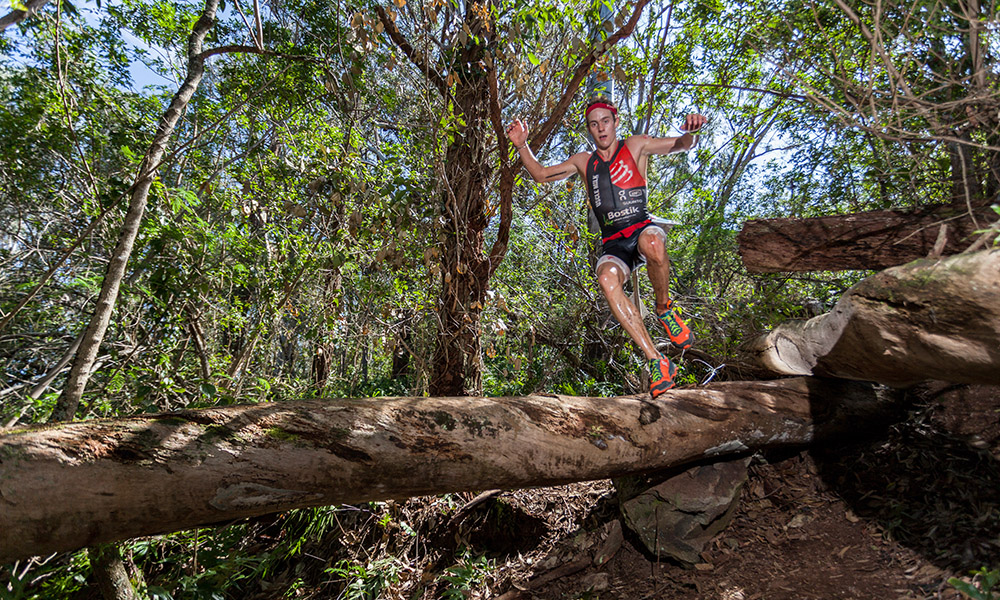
[
  {"x1": 638, "y1": 227, "x2": 694, "y2": 349},
  {"x1": 596, "y1": 260, "x2": 659, "y2": 360},
  {"x1": 637, "y1": 227, "x2": 672, "y2": 312},
  {"x1": 596, "y1": 258, "x2": 676, "y2": 396}
]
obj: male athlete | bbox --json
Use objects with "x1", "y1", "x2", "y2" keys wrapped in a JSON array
[{"x1": 506, "y1": 96, "x2": 705, "y2": 398}]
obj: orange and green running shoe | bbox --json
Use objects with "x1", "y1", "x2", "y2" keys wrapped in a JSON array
[
  {"x1": 656, "y1": 299, "x2": 694, "y2": 350},
  {"x1": 649, "y1": 356, "x2": 677, "y2": 398}
]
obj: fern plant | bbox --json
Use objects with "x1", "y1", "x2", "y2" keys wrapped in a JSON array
[{"x1": 949, "y1": 567, "x2": 1000, "y2": 600}]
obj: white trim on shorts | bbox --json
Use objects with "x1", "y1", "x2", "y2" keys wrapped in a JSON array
[
  {"x1": 595, "y1": 254, "x2": 631, "y2": 279},
  {"x1": 638, "y1": 225, "x2": 667, "y2": 245},
  {"x1": 594, "y1": 223, "x2": 667, "y2": 279}
]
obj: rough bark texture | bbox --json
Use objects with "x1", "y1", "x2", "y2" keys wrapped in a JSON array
[
  {"x1": 0, "y1": 377, "x2": 906, "y2": 563},
  {"x1": 738, "y1": 202, "x2": 995, "y2": 273},
  {"x1": 748, "y1": 250, "x2": 1000, "y2": 386},
  {"x1": 89, "y1": 544, "x2": 139, "y2": 600},
  {"x1": 431, "y1": 51, "x2": 493, "y2": 396},
  {"x1": 0, "y1": 0, "x2": 50, "y2": 31}
]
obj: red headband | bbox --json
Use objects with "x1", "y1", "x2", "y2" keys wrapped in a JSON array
[{"x1": 585, "y1": 102, "x2": 618, "y2": 118}]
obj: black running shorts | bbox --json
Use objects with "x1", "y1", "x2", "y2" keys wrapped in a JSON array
[{"x1": 596, "y1": 222, "x2": 660, "y2": 277}]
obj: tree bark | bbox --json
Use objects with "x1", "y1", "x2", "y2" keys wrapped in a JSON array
[
  {"x1": 738, "y1": 202, "x2": 995, "y2": 273},
  {"x1": 430, "y1": 36, "x2": 493, "y2": 396},
  {"x1": 0, "y1": 377, "x2": 907, "y2": 563},
  {"x1": 50, "y1": 0, "x2": 219, "y2": 421},
  {"x1": 0, "y1": 0, "x2": 49, "y2": 32},
  {"x1": 88, "y1": 543, "x2": 140, "y2": 600},
  {"x1": 748, "y1": 249, "x2": 1000, "y2": 386}
]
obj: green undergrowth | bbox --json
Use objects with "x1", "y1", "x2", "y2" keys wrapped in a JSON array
[
  {"x1": 1, "y1": 495, "x2": 511, "y2": 599},
  {"x1": 950, "y1": 567, "x2": 1000, "y2": 600}
]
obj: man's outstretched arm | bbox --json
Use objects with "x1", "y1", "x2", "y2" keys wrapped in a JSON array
[
  {"x1": 506, "y1": 118, "x2": 585, "y2": 183},
  {"x1": 632, "y1": 114, "x2": 707, "y2": 156}
]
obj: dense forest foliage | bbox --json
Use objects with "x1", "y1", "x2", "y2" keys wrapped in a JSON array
[{"x1": 1, "y1": 0, "x2": 997, "y2": 596}]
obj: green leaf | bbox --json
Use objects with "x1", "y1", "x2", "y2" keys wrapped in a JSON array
[
  {"x1": 948, "y1": 578, "x2": 989, "y2": 600},
  {"x1": 527, "y1": 52, "x2": 540, "y2": 66}
]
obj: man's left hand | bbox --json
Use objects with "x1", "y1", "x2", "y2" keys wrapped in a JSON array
[{"x1": 681, "y1": 114, "x2": 707, "y2": 133}]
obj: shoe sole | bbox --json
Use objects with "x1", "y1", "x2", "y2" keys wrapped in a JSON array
[{"x1": 650, "y1": 379, "x2": 675, "y2": 398}]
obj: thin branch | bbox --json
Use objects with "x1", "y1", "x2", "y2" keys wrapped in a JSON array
[
  {"x1": 528, "y1": 0, "x2": 654, "y2": 153},
  {"x1": 374, "y1": 5, "x2": 447, "y2": 96},
  {"x1": 643, "y1": 0, "x2": 674, "y2": 134},
  {"x1": 0, "y1": 0, "x2": 50, "y2": 31},
  {"x1": 197, "y1": 44, "x2": 325, "y2": 62},
  {"x1": 0, "y1": 198, "x2": 123, "y2": 333},
  {"x1": 486, "y1": 63, "x2": 513, "y2": 278},
  {"x1": 655, "y1": 80, "x2": 809, "y2": 102},
  {"x1": 252, "y1": 0, "x2": 262, "y2": 48},
  {"x1": 229, "y1": 0, "x2": 261, "y2": 50},
  {"x1": 52, "y1": 0, "x2": 100, "y2": 199}
]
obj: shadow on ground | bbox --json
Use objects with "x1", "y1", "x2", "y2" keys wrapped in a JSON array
[{"x1": 812, "y1": 384, "x2": 1000, "y2": 572}]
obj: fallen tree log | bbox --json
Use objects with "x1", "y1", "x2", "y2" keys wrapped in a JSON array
[
  {"x1": 738, "y1": 202, "x2": 995, "y2": 273},
  {"x1": 749, "y1": 250, "x2": 1000, "y2": 386},
  {"x1": 0, "y1": 377, "x2": 907, "y2": 563}
]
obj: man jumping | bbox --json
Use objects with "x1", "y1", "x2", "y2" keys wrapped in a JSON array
[{"x1": 506, "y1": 96, "x2": 705, "y2": 398}]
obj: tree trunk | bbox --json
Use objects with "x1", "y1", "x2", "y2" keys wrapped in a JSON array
[
  {"x1": 0, "y1": 377, "x2": 907, "y2": 563},
  {"x1": 88, "y1": 543, "x2": 140, "y2": 600},
  {"x1": 378, "y1": 0, "x2": 653, "y2": 397},
  {"x1": 51, "y1": 0, "x2": 219, "y2": 421},
  {"x1": 430, "y1": 57, "x2": 492, "y2": 396},
  {"x1": 390, "y1": 315, "x2": 412, "y2": 380},
  {"x1": 737, "y1": 202, "x2": 995, "y2": 273},
  {"x1": 947, "y1": 134, "x2": 984, "y2": 207},
  {"x1": 748, "y1": 249, "x2": 1000, "y2": 386}
]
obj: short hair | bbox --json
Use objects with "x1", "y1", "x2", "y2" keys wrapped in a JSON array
[{"x1": 585, "y1": 95, "x2": 619, "y2": 120}]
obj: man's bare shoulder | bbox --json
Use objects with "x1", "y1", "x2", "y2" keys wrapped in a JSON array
[{"x1": 622, "y1": 134, "x2": 646, "y2": 154}]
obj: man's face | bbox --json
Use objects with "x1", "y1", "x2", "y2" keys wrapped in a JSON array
[{"x1": 586, "y1": 107, "x2": 618, "y2": 150}]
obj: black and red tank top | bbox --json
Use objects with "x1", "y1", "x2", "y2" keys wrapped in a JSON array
[{"x1": 584, "y1": 142, "x2": 650, "y2": 240}]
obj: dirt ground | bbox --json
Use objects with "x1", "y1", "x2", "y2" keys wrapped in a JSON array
[{"x1": 429, "y1": 384, "x2": 1000, "y2": 600}]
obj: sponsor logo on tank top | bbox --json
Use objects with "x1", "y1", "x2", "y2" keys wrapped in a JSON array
[
  {"x1": 610, "y1": 160, "x2": 634, "y2": 186},
  {"x1": 605, "y1": 205, "x2": 640, "y2": 222}
]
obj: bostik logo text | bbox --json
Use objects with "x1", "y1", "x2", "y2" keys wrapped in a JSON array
[{"x1": 606, "y1": 205, "x2": 640, "y2": 221}]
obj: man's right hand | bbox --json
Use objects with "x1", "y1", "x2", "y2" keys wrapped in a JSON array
[
  {"x1": 505, "y1": 118, "x2": 585, "y2": 183},
  {"x1": 506, "y1": 119, "x2": 528, "y2": 149}
]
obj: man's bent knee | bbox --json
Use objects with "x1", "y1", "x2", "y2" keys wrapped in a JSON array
[
  {"x1": 639, "y1": 228, "x2": 668, "y2": 263},
  {"x1": 596, "y1": 262, "x2": 626, "y2": 294}
]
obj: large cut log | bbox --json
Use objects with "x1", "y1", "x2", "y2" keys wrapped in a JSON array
[
  {"x1": 0, "y1": 378, "x2": 906, "y2": 563},
  {"x1": 749, "y1": 250, "x2": 1000, "y2": 386},
  {"x1": 738, "y1": 202, "x2": 995, "y2": 273}
]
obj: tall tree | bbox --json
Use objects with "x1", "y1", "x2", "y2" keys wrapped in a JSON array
[
  {"x1": 374, "y1": 0, "x2": 655, "y2": 395},
  {"x1": 50, "y1": 0, "x2": 221, "y2": 420}
]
